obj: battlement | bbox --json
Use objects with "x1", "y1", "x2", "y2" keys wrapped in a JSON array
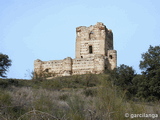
[{"x1": 34, "y1": 22, "x2": 117, "y2": 78}]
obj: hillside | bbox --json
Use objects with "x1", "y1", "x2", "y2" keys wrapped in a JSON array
[{"x1": 0, "y1": 74, "x2": 159, "y2": 120}]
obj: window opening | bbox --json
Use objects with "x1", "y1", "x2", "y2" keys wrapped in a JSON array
[
  {"x1": 45, "y1": 69, "x2": 49, "y2": 72},
  {"x1": 89, "y1": 31, "x2": 94, "y2": 40},
  {"x1": 109, "y1": 55, "x2": 113, "y2": 59},
  {"x1": 89, "y1": 46, "x2": 93, "y2": 54},
  {"x1": 105, "y1": 66, "x2": 107, "y2": 70}
]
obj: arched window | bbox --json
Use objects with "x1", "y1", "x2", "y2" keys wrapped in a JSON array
[{"x1": 45, "y1": 69, "x2": 49, "y2": 72}]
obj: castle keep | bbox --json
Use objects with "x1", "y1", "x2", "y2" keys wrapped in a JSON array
[{"x1": 34, "y1": 22, "x2": 117, "y2": 77}]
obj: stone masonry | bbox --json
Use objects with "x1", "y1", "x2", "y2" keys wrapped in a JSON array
[{"x1": 34, "y1": 22, "x2": 117, "y2": 78}]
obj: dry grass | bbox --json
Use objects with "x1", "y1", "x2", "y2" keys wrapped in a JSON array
[{"x1": 0, "y1": 74, "x2": 159, "y2": 120}]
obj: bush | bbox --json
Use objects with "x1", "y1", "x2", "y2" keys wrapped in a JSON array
[
  {"x1": 59, "y1": 94, "x2": 69, "y2": 101},
  {"x1": 0, "y1": 80, "x2": 8, "y2": 88},
  {"x1": 83, "y1": 88, "x2": 97, "y2": 97},
  {"x1": 0, "y1": 91, "x2": 11, "y2": 107},
  {"x1": 66, "y1": 95, "x2": 85, "y2": 120}
]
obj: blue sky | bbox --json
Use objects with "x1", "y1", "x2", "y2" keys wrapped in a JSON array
[{"x1": 0, "y1": 0, "x2": 160, "y2": 79}]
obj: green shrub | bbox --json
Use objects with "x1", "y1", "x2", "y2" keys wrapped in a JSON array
[
  {"x1": 59, "y1": 94, "x2": 68, "y2": 101},
  {"x1": 83, "y1": 88, "x2": 97, "y2": 97},
  {"x1": 0, "y1": 80, "x2": 8, "y2": 88},
  {"x1": 34, "y1": 94, "x2": 53, "y2": 112},
  {"x1": 8, "y1": 79, "x2": 19, "y2": 86},
  {"x1": 66, "y1": 95, "x2": 85, "y2": 120},
  {"x1": 0, "y1": 91, "x2": 26, "y2": 119},
  {"x1": 0, "y1": 91, "x2": 11, "y2": 107}
]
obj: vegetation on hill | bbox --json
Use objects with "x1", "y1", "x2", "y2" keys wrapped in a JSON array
[
  {"x1": 0, "y1": 45, "x2": 159, "y2": 119},
  {"x1": 107, "y1": 45, "x2": 160, "y2": 101},
  {"x1": 0, "y1": 74, "x2": 159, "y2": 120}
]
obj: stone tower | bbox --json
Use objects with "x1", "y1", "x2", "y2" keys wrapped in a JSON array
[
  {"x1": 34, "y1": 22, "x2": 117, "y2": 78},
  {"x1": 75, "y1": 22, "x2": 117, "y2": 70}
]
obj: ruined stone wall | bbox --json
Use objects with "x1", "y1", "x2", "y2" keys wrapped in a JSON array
[
  {"x1": 34, "y1": 55, "x2": 105, "y2": 77},
  {"x1": 72, "y1": 54, "x2": 105, "y2": 75},
  {"x1": 72, "y1": 58, "x2": 95, "y2": 75},
  {"x1": 34, "y1": 22, "x2": 117, "y2": 78},
  {"x1": 34, "y1": 59, "x2": 64, "y2": 77}
]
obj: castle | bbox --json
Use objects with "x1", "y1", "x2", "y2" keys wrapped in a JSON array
[{"x1": 34, "y1": 22, "x2": 117, "y2": 78}]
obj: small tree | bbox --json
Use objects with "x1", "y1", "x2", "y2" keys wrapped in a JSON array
[
  {"x1": 107, "y1": 64, "x2": 136, "y2": 99},
  {"x1": 138, "y1": 45, "x2": 160, "y2": 100},
  {"x1": 140, "y1": 45, "x2": 160, "y2": 74},
  {"x1": 0, "y1": 53, "x2": 12, "y2": 78},
  {"x1": 110, "y1": 64, "x2": 136, "y2": 89}
]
